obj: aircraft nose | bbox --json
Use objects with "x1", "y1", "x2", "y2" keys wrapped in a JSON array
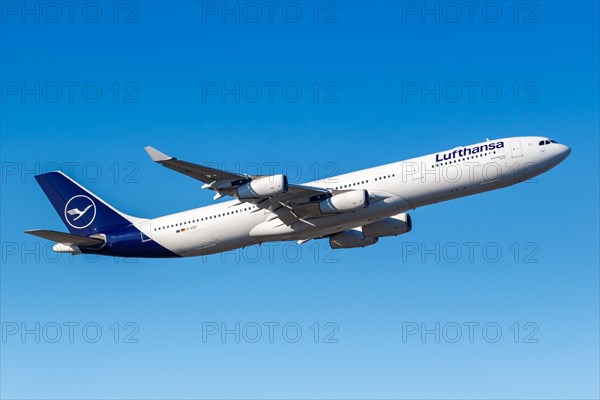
[{"x1": 557, "y1": 144, "x2": 571, "y2": 162}]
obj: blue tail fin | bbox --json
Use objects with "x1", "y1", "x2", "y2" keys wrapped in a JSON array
[{"x1": 35, "y1": 171, "x2": 139, "y2": 235}]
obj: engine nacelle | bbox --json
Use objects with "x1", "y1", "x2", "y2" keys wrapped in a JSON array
[
  {"x1": 237, "y1": 174, "x2": 288, "y2": 199},
  {"x1": 362, "y1": 213, "x2": 412, "y2": 238},
  {"x1": 319, "y1": 190, "x2": 369, "y2": 214},
  {"x1": 329, "y1": 229, "x2": 378, "y2": 249}
]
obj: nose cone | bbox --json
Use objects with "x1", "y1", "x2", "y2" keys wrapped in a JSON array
[
  {"x1": 548, "y1": 143, "x2": 571, "y2": 168},
  {"x1": 559, "y1": 144, "x2": 571, "y2": 161}
]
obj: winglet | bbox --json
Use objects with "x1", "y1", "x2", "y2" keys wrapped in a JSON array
[{"x1": 145, "y1": 146, "x2": 172, "y2": 162}]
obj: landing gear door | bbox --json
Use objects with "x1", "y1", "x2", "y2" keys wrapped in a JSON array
[
  {"x1": 510, "y1": 140, "x2": 523, "y2": 158},
  {"x1": 140, "y1": 221, "x2": 152, "y2": 242}
]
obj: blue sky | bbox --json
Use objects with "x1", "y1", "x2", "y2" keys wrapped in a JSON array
[{"x1": 1, "y1": 1, "x2": 598, "y2": 399}]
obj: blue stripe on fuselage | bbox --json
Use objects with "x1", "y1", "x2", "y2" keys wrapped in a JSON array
[{"x1": 81, "y1": 224, "x2": 180, "y2": 258}]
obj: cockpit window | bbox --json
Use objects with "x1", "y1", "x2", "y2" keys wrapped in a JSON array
[
  {"x1": 539, "y1": 140, "x2": 546, "y2": 146},
  {"x1": 550, "y1": 140, "x2": 557, "y2": 143}
]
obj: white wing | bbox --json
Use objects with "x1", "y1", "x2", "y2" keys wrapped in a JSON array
[{"x1": 144, "y1": 146, "x2": 334, "y2": 225}]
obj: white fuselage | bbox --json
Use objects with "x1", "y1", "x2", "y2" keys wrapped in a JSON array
[{"x1": 136, "y1": 136, "x2": 570, "y2": 257}]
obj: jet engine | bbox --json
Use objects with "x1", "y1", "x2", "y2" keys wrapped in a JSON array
[
  {"x1": 319, "y1": 190, "x2": 369, "y2": 214},
  {"x1": 362, "y1": 213, "x2": 412, "y2": 238},
  {"x1": 329, "y1": 229, "x2": 378, "y2": 249},
  {"x1": 237, "y1": 174, "x2": 288, "y2": 199}
]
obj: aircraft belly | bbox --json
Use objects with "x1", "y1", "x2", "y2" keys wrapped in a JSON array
[
  {"x1": 249, "y1": 193, "x2": 411, "y2": 240},
  {"x1": 182, "y1": 213, "x2": 264, "y2": 256}
]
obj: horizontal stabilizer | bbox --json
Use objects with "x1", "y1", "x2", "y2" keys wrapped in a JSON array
[{"x1": 25, "y1": 229, "x2": 105, "y2": 248}]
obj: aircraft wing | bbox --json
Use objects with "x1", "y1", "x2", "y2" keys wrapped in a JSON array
[
  {"x1": 144, "y1": 146, "x2": 333, "y2": 223},
  {"x1": 145, "y1": 146, "x2": 247, "y2": 184},
  {"x1": 25, "y1": 229, "x2": 106, "y2": 248}
]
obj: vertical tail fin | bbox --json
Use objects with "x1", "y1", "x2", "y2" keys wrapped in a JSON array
[{"x1": 34, "y1": 171, "x2": 142, "y2": 235}]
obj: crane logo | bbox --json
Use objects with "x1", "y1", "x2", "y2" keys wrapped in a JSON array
[{"x1": 64, "y1": 195, "x2": 96, "y2": 229}]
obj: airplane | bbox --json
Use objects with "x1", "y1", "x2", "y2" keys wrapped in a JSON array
[{"x1": 26, "y1": 136, "x2": 571, "y2": 258}]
